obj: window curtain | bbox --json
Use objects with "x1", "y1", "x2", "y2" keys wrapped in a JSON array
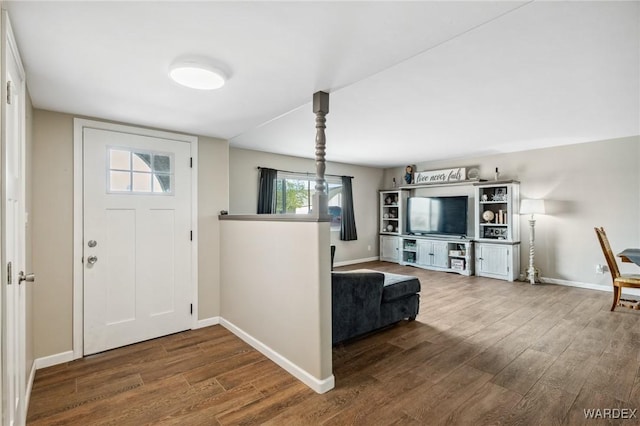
[
  {"x1": 257, "y1": 167, "x2": 277, "y2": 214},
  {"x1": 340, "y1": 176, "x2": 358, "y2": 241}
]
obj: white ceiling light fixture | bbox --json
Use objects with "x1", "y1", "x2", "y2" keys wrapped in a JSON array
[{"x1": 169, "y1": 60, "x2": 227, "y2": 90}]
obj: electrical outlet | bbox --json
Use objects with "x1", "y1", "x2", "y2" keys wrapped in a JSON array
[
  {"x1": 367, "y1": 245, "x2": 371, "y2": 251},
  {"x1": 596, "y1": 264, "x2": 605, "y2": 274}
]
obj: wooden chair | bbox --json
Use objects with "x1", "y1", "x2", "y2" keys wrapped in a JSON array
[{"x1": 594, "y1": 227, "x2": 640, "y2": 311}]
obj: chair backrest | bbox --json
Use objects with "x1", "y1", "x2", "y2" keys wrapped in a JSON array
[{"x1": 594, "y1": 227, "x2": 621, "y2": 279}]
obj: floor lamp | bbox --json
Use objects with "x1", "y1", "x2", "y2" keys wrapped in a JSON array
[{"x1": 520, "y1": 199, "x2": 546, "y2": 284}]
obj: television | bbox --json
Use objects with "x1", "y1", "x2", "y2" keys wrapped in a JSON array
[{"x1": 406, "y1": 196, "x2": 468, "y2": 237}]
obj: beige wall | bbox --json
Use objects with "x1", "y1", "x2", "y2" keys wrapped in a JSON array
[
  {"x1": 197, "y1": 136, "x2": 228, "y2": 319},
  {"x1": 229, "y1": 148, "x2": 384, "y2": 264},
  {"x1": 384, "y1": 136, "x2": 640, "y2": 288},
  {"x1": 32, "y1": 109, "x2": 74, "y2": 357},
  {"x1": 31, "y1": 110, "x2": 229, "y2": 358},
  {"x1": 220, "y1": 218, "x2": 332, "y2": 389}
]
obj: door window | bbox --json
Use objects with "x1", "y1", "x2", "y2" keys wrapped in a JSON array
[{"x1": 107, "y1": 148, "x2": 174, "y2": 194}]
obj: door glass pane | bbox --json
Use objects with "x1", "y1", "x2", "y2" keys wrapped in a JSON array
[
  {"x1": 108, "y1": 148, "x2": 173, "y2": 195},
  {"x1": 132, "y1": 172, "x2": 152, "y2": 192},
  {"x1": 110, "y1": 150, "x2": 130, "y2": 170},
  {"x1": 153, "y1": 155, "x2": 171, "y2": 172},
  {"x1": 110, "y1": 171, "x2": 131, "y2": 191},
  {"x1": 154, "y1": 174, "x2": 171, "y2": 193},
  {"x1": 132, "y1": 153, "x2": 151, "y2": 172}
]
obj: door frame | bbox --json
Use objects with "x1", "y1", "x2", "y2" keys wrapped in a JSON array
[{"x1": 72, "y1": 118, "x2": 198, "y2": 359}]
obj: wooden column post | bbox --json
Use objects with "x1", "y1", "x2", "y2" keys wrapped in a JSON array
[{"x1": 313, "y1": 91, "x2": 329, "y2": 218}]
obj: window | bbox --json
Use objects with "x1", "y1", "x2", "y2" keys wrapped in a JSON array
[
  {"x1": 108, "y1": 148, "x2": 174, "y2": 195},
  {"x1": 274, "y1": 172, "x2": 342, "y2": 230}
]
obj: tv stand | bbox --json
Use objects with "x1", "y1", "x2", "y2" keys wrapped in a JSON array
[{"x1": 400, "y1": 235, "x2": 474, "y2": 276}]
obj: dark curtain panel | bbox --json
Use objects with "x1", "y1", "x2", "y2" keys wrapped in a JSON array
[
  {"x1": 340, "y1": 176, "x2": 358, "y2": 241},
  {"x1": 257, "y1": 167, "x2": 277, "y2": 214}
]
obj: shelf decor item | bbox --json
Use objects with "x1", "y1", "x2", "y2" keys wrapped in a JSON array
[
  {"x1": 404, "y1": 165, "x2": 415, "y2": 184},
  {"x1": 492, "y1": 188, "x2": 506, "y2": 201},
  {"x1": 520, "y1": 199, "x2": 546, "y2": 284},
  {"x1": 482, "y1": 210, "x2": 495, "y2": 223}
]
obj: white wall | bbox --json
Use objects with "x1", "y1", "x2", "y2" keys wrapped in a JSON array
[
  {"x1": 384, "y1": 136, "x2": 640, "y2": 288},
  {"x1": 229, "y1": 148, "x2": 384, "y2": 265},
  {"x1": 219, "y1": 218, "x2": 333, "y2": 393}
]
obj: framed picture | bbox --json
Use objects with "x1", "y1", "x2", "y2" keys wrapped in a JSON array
[{"x1": 493, "y1": 187, "x2": 506, "y2": 201}]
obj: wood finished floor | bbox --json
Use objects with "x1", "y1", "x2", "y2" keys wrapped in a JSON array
[{"x1": 28, "y1": 261, "x2": 640, "y2": 425}]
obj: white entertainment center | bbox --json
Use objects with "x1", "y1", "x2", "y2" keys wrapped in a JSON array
[{"x1": 379, "y1": 179, "x2": 520, "y2": 281}]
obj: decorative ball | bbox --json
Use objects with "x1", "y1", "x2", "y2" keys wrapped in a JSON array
[
  {"x1": 383, "y1": 213, "x2": 389, "y2": 218},
  {"x1": 386, "y1": 224, "x2": 394, "y2": 232},
  {"x1": 482, "y1": 210, "x2": 495, "y2": 223}
]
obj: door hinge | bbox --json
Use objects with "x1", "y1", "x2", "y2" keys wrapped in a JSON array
[
  {"x1": 7, "y1": 261, "x2": 12, "y2": 285},
  {"x1": 6, "y1": 81, "x2": 12, "y2": 105},
  {"x1": 190, "y1": 157, "x2": 193, "y2": 168},
  {"x1": 190, "y1": 304, "x2": 193, "y2": 315},
  {"x1": 190, "y1": 230, "x2": 193, "y2": 241}
]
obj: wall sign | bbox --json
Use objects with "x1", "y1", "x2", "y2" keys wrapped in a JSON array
[{"x1": 414, "y1": 167, "x2": 466, "y2": 185}]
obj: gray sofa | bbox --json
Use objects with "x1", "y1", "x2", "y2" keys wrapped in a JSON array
[{"x1": 331, "y1": 270, "x2": 421, "y2": 344}]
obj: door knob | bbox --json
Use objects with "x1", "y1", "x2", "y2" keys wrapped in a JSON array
[
  {"x1": 87, "y1": 255, "x2": 98, "y2": 265},
  {"x1": 18, "y1": 271, "x2": 35, "y2": 284}
]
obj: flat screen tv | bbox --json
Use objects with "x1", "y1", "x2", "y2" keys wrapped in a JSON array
[{"x1": 406, "y1": 196, "x2": 468, "y2": 237}]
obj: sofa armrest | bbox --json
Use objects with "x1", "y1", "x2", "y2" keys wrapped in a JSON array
[{"x1": 331, "y1": 272, "x2": 384, "y2": 344}]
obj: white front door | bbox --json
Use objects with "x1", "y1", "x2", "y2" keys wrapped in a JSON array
[
  {"x1": 1, "y1": 11, "x2": 27, "y2": 426},
  {"x1": 82, "y1": 127, "x2": 193, "y2": 355}
]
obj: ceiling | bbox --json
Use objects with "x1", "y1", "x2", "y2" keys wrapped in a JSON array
[{"x1": 6, "y1": 1, "x2": 640, "y2": 168}]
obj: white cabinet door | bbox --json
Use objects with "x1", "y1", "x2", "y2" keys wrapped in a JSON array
[
  {"x1": 416, "y1": 240, "x2": 431, "y2": 267},
  {"x1": 416, "y1": 240, "x2": 449, "y2": 268},
  {"x1": 432, "y1": 241, "x2": 450, "y2": 268},
  {"x1": 476, "y1": 243, "x2": 518, "y2": 281},
  {"x1": 380, "y1": 235, "x2": 400, "y2": 263}
]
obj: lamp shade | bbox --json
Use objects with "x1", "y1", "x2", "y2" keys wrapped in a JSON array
[{"x1": 520, "y1": 199, "x2": 546, "y2": 215}]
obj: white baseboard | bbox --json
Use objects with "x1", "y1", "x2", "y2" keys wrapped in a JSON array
[
  {"x1": 219, "y1": 318, "x2": 334, "y2": 394},
  {"x1": 334, "y1": 256, "x2": 379, "y2": 268},
  {"x1": 35, "y1": 350, "x2": 74, "y2": 370},
  {"x1": 542, "y1": 277, "x2": 640, "y2": 297},
  {"x1": 194, "y1": 316, "x2": 220, "y2": 329},
  {"x1": 25, "y1": 360, "x2": 36, "y2": 413}
]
